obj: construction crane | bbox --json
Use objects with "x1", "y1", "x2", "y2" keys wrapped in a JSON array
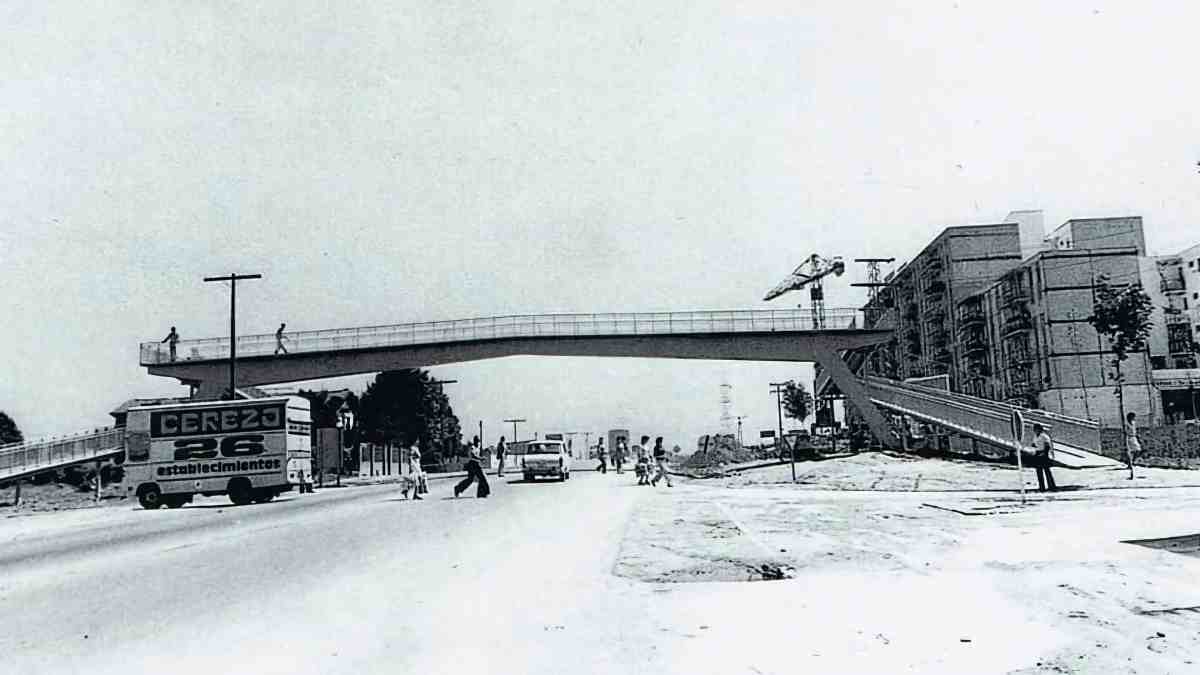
[{"x1": 763, "y1": 253, "x2": 846, "y2": 329}]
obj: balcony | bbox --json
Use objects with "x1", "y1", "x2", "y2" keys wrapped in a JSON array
[
  {"x1": 957, "y1": 309, "x2": 985, "y2": 331},
  {"x1": 924, "y1": 279, "x2": 947, "y2": 297},
  {"x1": 932, "y1": 348, "x2": 952, "y2": 364},
  {"x1": 1160, "y1": 275, "x2": 1186, "y2": 294},
  {"x1": 1001, "y1": 313, "x2": 1032, "y2": 338},
  {"x1": 923, "y1": 309, "x2": 947, "y2": 326},
  {"x1": 1001, "y1": 280, "x2": 1029, "y2": 307},
  {"x1": 921, "y1": 259, "x2": 944, "y2": 280},
  {"x1": 967, "y1": 362, "x2": 991, "y2": 378},
  {"x1": 963, "y1": 336, "x2": 988, "y2": 355}
]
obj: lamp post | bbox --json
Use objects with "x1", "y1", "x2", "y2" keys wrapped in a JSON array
[{"x1": 203, "y1": 273, "x2": 261, "y2": 399}]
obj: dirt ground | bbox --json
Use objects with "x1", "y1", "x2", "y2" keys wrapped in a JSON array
[{"x1": 617, "y1": 452, "x2": 1200, "y2": 674}]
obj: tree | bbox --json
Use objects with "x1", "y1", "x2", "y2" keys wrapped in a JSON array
[
  {"x1": 357, "y1": 370, "x2": 462, "y2": 459},
  {"x1": 1087, "y1": 274, "x2": 1153, "y2": 479},
  {"x1": 782, "y1": 381, "x2": 813, "y2": 425},
  {"x1": 0, "y1": 411, "x2": 22, "y2": 445}
]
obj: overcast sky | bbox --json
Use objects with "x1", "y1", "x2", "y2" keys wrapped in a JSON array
[{"x1": 3, "y1": 1, "x2": 1199, "y2": 447}]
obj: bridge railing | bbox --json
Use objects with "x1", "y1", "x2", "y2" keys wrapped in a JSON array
[
  {"x1": 140, "y1": 308, "x2": 872, "y2": 365},
  {"x1": 0, "y1": 428, "x2": 126, "y2": 481}
]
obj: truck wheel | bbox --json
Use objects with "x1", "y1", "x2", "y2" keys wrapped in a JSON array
[
  {"x1": 227, "y1": 478, "x2": 254, "y2": 506},
  {"x1": 137, "y1": 484, "x2": 163, "y2": 510}
]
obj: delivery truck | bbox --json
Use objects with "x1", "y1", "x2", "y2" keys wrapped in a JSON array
[{"x1": 123, "y1": 396, "x2": 313, "y2": 509}]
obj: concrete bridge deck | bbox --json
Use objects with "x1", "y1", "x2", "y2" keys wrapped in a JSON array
[{"x1": 140, "y1": 308, "x2": 896, "y2": 444}]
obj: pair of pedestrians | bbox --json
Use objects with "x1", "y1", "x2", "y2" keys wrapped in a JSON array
[
  {"x1": 160, "y1": 322, "x2": 291, "y2": 361},
  {"x1": 631, "y1": 435, "x2": 671, "y2": 487}
]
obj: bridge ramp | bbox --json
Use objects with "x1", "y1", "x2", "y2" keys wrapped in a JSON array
[
  {"x1": 0, "y1": 428, "x2": 125, "y2": 483},
  {"x1": 863, "y1": 377, "x2": 1121, "y2": 469}
]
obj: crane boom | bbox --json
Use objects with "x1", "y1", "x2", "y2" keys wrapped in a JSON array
[{"x1": 762, "y1": 254, "x2": 845, "y2": 301}]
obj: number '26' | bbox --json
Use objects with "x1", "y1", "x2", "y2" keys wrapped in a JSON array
[{"x1": 173, "y1": 434, "x2": 266, "y2": 460}]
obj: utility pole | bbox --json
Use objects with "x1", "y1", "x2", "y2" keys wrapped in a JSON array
[
  {"x1": 770, "y1": 381, "x2": 792, "y2": 482},
  {"x1": 203, "y1": 273, "x2": 262, "y2": 399},
  {"x1": 504, "y1": 418, "x2": 527, "y2": 444},
  {"x1": 428, "y1": 379, "x2": 458, "y2": 456}
]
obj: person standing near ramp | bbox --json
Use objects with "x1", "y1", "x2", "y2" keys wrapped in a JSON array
[{"x1": 1030, "y1": 423, "x2": 1056, "y2": 492}]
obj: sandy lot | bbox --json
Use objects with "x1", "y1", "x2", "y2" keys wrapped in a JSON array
[{"x1": 617, "y1": 453, "x2": 1200, "y2": 674}]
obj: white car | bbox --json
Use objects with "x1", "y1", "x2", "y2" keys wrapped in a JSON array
[{"x1": 521, "y1": 440, "x2": 571, "y2": 481}]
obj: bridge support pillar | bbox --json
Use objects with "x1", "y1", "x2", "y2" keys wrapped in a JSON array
[{"x1": 812, "y1": 347, "x2": 898, "y2": 449}]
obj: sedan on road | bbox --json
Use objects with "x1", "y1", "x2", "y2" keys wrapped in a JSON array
[{"x1": 521, "y1": 440, "x2": 571, "y2": 481}]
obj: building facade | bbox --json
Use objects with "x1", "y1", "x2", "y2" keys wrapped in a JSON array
[{"x1": 867, "y1": 212, "x2": 1185, "y2": 427}]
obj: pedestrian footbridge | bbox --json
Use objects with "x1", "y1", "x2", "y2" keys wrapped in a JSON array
[{"x1": 141, "y1": 308, "x2": 897, "y2": 444}]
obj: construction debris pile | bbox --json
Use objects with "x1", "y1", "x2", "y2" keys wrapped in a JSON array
[{"x1": 683, "y1": 434, "x2": 758, "y2": 469}]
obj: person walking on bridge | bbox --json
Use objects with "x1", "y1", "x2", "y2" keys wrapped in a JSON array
[
  {"x1": 454, "y1": 448, "x2": 490, "y2": 498},
  {"x1": 161, "y1": 326, "x2": 179, "y2": 362},
  {"x1": 275, "y1": 323, "x2": 289, "y2": 355}
]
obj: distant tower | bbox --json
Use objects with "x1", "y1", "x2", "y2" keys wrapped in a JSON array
[{"x1": 719, "y1": 382, "x2": 734, "y2": 435}]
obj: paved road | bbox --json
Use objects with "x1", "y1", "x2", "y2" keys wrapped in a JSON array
[
  {"x1": 0, "y1": 472, "x2": 676, "y2": 674},
  {"x1": 0, "y1": 468, "x2": 1090, "y2": 675}
]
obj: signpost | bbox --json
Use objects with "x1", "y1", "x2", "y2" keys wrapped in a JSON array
[{"x1": 1010, "y1": 408, "x2": 1026, "y2": 504}]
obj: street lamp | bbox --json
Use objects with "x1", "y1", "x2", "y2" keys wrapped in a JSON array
[{"x1": 203, "y1": 272, "x2": 261, "y2": 399}]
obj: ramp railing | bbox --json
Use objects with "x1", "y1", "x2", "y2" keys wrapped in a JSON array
[
  {"x1": 862, "y1": 376, "x2": 1117, "y2": 468},
  {"x1": 140, "y1": 308, "x2": 875, "y2": 365},
  {"x1": 0, "y1": 428, "x2": 125, "y2": 482}
]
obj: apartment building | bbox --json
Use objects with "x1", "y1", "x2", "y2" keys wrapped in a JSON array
[
  {"x1": 866, "y1": 220, "x2": 1037, "y2": 389},
  {"x1": 865, "y1": 212, "x2": 1188, "y2": 427}
]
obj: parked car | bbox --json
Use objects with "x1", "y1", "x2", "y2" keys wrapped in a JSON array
[{"x1": 521, "y1": 440, "x2": 571, "y2": 482}]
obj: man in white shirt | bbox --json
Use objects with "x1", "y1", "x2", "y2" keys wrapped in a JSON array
[{"x1": 1030, "y1": 423, "x2": 1056, "y2": 492}]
